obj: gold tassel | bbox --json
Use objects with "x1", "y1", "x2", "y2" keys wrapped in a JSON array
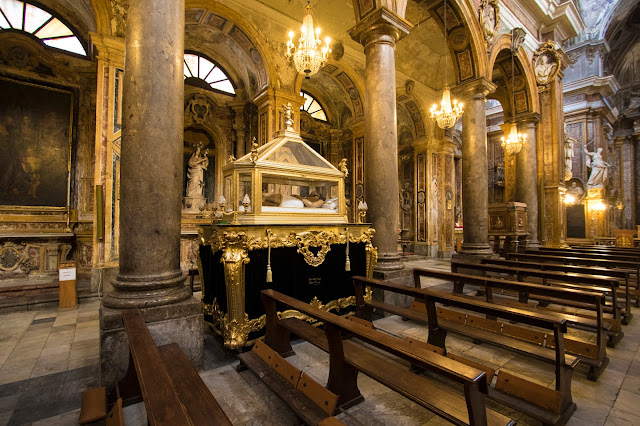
[
  {"x1": 345, "y1": 227, "x2": 351, "y2": 272},
  {"x1": 266, "y1": 229, "x2": 273, "y2": 283}
]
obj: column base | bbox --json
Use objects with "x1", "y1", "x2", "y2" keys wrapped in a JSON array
[
  {"x1": 374, "y1": 252, "x2": 405, "y2": 272},
  {"x1": 371, "y1": 267, "x2": 413, "y2": 315},
  {"x1": 103, "y1": 270, "x2": 191, "y2": 308},
  {"x1": 458, "y1": 243, "x2": 494, "y2": 256},
  {"x1": 100, "y1": 296, "x2": 203, "y2": 389}
]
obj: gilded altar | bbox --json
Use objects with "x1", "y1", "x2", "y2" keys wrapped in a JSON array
[
  {"x1": 198, "y1": 119, "x2": 376, "y2": 349},
  {"x1": 199, "y1": 224, "x2": 376, "y2": 349}
]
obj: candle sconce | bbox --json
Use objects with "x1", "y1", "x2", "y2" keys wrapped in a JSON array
[
  {"x1": 214, "y1": 194, "x2": 251, "y2": 225},
  {"x1": 357, "y1": 200, "x2": 368, "y2": 223}
]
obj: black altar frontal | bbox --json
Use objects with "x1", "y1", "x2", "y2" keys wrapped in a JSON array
[
  {"x1": 197, "y1": 120, "x2": 376, "y2": 349},
  {"x1": 198, "y1": 224, "x2": 376, "y2": 349}
]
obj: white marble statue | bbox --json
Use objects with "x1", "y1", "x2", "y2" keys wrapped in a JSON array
[
  {"x1": 584, "y1": 146, "x2": 610, "y2": 189},
  {"x1": 564, "y1": 123, "x2": 576, "y2": 181},
  {"x1": 186, "y1": 146, "x2": 209, "y2": 198}
]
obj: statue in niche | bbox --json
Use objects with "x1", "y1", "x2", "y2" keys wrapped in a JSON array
[
  {"x1": 564, "y1": 123, "x2": 577, "y2": 181},
  {"x1": 567, "y1": 180, "x2": 584, "y2": 201},
  {"x1": 534, "y1": 53, "x2": 558, "y2": 85},
  {"x1": 186, "y1": 146, "x2": 209, "y2": 199},
  {"x1": 584, "y1": 146, "x2": 610, "y2": 189}
]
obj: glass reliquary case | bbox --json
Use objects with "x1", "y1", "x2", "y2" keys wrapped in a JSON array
[{"x1": 220, "y1": 128, "x2": 347, "y2": 225}]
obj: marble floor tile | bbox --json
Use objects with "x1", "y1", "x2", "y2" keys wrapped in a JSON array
[
  {"x1": 619, "y1": 374, "x2": 640, "y2": 395},
  {"x1": 604, "y1": 407, "x2": 638, "y2": 425},
  {"x1": 611, "y1": 389, "x2": 640, "y2": 415},
  {"x1": 571, "y1": 395, "x2": 613, "y2": 425}
]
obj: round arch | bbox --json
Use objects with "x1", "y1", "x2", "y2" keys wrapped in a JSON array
[
  {"x1": 488, "y1": 33, "x2": 539, "y2": 115},
  {"x1": 427, "y1": 0, "x2": 490, "y2": 84},
  {"x1": 88, "y1": 0, "x2": 111, "y2": 36},
  {"x1": 293, "y1": 59, "x2": 366, "y2": 122},
  {"x1": 185, "y1": 0, "x2": 274, "y2": 92}
]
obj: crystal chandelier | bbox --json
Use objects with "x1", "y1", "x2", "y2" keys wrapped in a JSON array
[
  {"x1": 286, "y1": 1, "x2": 331, "y2": 79},
  {"x1": 430, "y1": 0, "x2": 463, "y2": 129},
  {"x1": 501, "y1": 29, "x2": 526, "y2": 156},
  {"x1": 501, "y1": 122, "x2": 526, "y2": 156},
  {"x1": 430, "y1": 85, "x2": 464, "y2": 129}
]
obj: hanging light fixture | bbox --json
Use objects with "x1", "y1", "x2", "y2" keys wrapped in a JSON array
[
  {"x1": 501, "y1": 28, "x2": 527, "y2": 156},
  {"x1": 286, "y1": 1, "x2": 331, "y2": 79},
  {"x1": 431, "y1": 0, "x2": 464, "y2": 129}
]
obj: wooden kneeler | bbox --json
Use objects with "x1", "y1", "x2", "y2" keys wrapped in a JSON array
[
  {"x1": 79, "y1": 387, "x2": 107, "y2": 425},
  {"x1": 246, "y1": 340, "x2": 345, "y2": 425}
]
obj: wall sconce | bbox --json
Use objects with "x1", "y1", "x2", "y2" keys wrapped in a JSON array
[{"x1": 591, "y1": 199, "x2": 607, "y2": 211}]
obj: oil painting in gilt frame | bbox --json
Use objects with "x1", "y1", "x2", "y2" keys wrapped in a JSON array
[{"x1": 0, "y1": 77, "x2": 73, "y2": 208}]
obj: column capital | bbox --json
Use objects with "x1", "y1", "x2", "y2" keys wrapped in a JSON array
[
  {"x1": 515, "y1": 112, "x2": 541, "y2": 128},
  {"x1": 349, "y1": 7, "x2": 412, "y2": 48},
  {"x1": 451, "y1": 77, "x2": 496, "y2": 102}
]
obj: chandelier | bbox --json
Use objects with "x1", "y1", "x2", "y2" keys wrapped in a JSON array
[
  {"x1": 431, "y1": 85, "x2": 464, "y2": 129},
  {"x1": 430, "y1": 0, "x2": 463, "y2": 129},
  {"x1": 286, "y1": 1, "x2": 331, "y2": 79},
  {"x1": 501, "y1": 28, "x2": 526, "y2": 156},
  {"x1": 501, "y1": 122, "x2": 526, "y2": 156}
]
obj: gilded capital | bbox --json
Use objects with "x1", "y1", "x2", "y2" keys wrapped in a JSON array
[{"x1": 349, "y1": 7, "x2": 413, "y2": 48}]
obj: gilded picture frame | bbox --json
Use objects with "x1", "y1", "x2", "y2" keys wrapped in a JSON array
[{"x1": 0, "y1": 77, "x2": 73, "y2": 209}]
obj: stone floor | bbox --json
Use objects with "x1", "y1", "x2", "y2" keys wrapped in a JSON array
[{"x1": 0, "y1": 258, "x2": 639, "y2": 425}]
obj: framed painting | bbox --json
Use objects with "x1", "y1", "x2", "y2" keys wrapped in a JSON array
[{"x1": 0, "y1": 77, "x2": 73, "y2": 207}]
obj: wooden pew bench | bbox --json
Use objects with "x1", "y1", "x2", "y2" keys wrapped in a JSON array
[
  {"x1": 260, "y1": 289, "x2": 515, "y2": 426},
  {"x1": 352, "y1": 276, "x2": 578, "y2": 426},
  {"x1": 452, "y1": 260, "x2": 626, "y2": 343},
  {"x1": 481, "y1": 257, "x2": 634, "y2": 324},
  {"x1": 114, "y1": 308, "x2": 232, "y2": 426},
  {"x1": 412, "y1": 268, "x2": 609, "y2": 381},
  {"x1": 527, "y1": 249, "x2": 640, "y2": 287},
  {"x1": 506, "y1": 252, "x2": 640, "y2": 307}
]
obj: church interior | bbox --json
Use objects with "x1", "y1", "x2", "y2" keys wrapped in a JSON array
[{"x1": 1, "y1": 0, "x2": 640, "y2": 424}]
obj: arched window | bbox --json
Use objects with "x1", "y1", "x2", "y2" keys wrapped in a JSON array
[
  {"x1": 300, "y1": 91, "x2": 327, "y2": 122},
  {"x1": 0, "y1": 0, "x2": 87, "y2": 56},
  {"x1": 183, "y1": 52, "x2": 235, "y2": 96}
]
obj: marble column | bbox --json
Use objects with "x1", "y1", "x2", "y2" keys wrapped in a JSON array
[
  {"x1": 516, "y1": 114, "x2": 541, "y2": 247},
  {"x1": 350, "y1": 9, "x2": 412, "y2": 271},
  {"x1": 103, "y1": 0, "x2": 190, "y2": 308},
  {"x1": 619, "y1": 136, "x2": 636, "y2": 228},
  {"x1": 455, "y1": 78, "x2": 496, "y2": 255}
]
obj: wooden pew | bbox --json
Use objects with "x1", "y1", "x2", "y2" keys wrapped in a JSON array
[
  {"x1": 260, "y1": 289, "x2": 515, "y2": 426},
  {"x1": 527, "y1": 248, "x2": 640, "y2": 283},
  {"x1": 116, "y1": 309, "x2": 232, "y2": 426},
  {"x1": 352, "y1": 276, "x2": 578, "y2": 426},
  {"x1": 413, "y1": 268, "x2": 608, "y2": 381},
  {"x1": 506, "y1": 252, "x2": 640, "y2": 307},
  {"x1": 451, "y1": 260, "x2": 626, "y2": 344},
  {"x1": 481, "y1": 257, "x2": 634, "y2": 324},
  {"x1": 536, "y1": 247, "x2": 640, "y2": 261}
]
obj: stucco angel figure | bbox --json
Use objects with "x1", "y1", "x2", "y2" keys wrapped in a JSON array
[
  {"x1": 564, "y1": 123, "x2": 577, "y2": 181},
  {"x1": 535, "y1": 54, "x2": 558, "y2": 85},
  {"x1": 584, "y1": 147, "x2": 610, "y2": 189},
  {"x1": 186, "y1": 146, "x2": 209, "y2": 198}
]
